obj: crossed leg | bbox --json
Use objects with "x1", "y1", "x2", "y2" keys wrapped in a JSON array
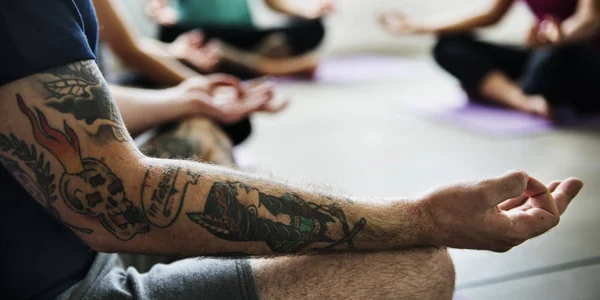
[
  {"x1": 252, "y1": 247, "x2": 455, "y2": 300},
  {"x1": 139, "y1": 117, "x2": 235, "y2": 165}
]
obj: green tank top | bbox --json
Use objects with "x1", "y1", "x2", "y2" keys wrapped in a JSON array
[{"x1": 175, "y1": 0, "x2": 253, "y2": 28}]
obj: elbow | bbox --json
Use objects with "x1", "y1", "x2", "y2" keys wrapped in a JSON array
[{"x1": 479, "y1": 15, "x2": 503, "y2": 27}]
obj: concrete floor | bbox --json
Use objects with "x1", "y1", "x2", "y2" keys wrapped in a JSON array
[
  {"x1": 238, "y1": 61, "x2": 600, "y2": 299},
  {"x1": 122, "y1": 1, "x2": 600, "y2": 298}
]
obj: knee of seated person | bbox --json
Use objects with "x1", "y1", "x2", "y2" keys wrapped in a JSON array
[
  {"x1": 310, "y1": 19, "x2": 326, "y2": 47},
  {"x1": 432, "y1": 34, "x2": 472, "y2": 65},
  {"x1": 419, "y1": 248, "x2": 456, "y2": 299},
  {"x1": 530, "y1": 46, "x2": 573, "y2": 72}
]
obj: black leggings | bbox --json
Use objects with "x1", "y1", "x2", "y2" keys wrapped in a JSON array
[
  {"x1": 159, "y1": 19, "x2": 326, "y2": 56},
  {"x1": 433, "y1": 34, "x2": 600, "y2": 114}
]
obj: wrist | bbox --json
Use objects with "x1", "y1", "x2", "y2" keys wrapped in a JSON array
[
  {"x1": 411, "y1": 20, "x2": 434, "y2": 34},
  {"x1": 407, "y1": 198, "x2": 436, "y2": 245}
]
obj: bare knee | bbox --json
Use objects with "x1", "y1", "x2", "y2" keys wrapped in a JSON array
[{"x1": 139, "y1": 118, "x2": 234, "y2": 165}]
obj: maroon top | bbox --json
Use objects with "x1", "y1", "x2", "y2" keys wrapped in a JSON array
[{"x1": 522, "y1": 0, "x2": 600, "y2": 46}]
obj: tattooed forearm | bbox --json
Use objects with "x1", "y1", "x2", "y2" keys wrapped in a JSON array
[
  {"x1": 39, "y1": 61, "x2": 129, "y2": 143},
  {"x1": 187, "y1": 181, "x2": 367, "y2": 253},
  {"x1": 141, "y1": 166, "x2": 200, "y2": 227}
]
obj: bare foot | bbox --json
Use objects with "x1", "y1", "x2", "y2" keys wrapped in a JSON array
[{"x1": 525, "y1": 95, "x2": 552, "y2": 120}]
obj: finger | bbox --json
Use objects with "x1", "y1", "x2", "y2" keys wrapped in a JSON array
[
  {"x1": 260, "y1": 94, "x2": 290, "y2": 113},
  {"x1": 378, "y1": 12, "x2": 396, "y2": 26},
  {"x1": 552, "y1": 178, "x2": 584, "y2": 215},
  {"x1": 243, "y1": 76, "x2": 272, "y2": 89},
  {"x1": 244, "y1": 80, "x2": 275, "y2": 98},
  {"x1": 498, "y1": 194, "x2": 529, "y2": 211},
  {"x1": 525, "y1": 176, "x2": 560, "y2": 216},
  {"x1": 547, "y1": 180, "x2": 561, "y2": 193},
  {"x1": 502, "y1": 180, "x2": 562, "y2": 212},
  {"x1": 228, "y1": 93, "x2": 271, "y2": 117},
  {"x1": 483, "y1": 170, "x2": 528, "y2": 205},
  {"x1": 188, "y1": 30, "x2": 205, "y2": 48},
  {"x1": 209, "y1": 75, "x2": 243, "y2": 96}
]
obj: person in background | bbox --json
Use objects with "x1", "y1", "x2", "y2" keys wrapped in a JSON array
[
  {"x1": 147, "y1": 0, "x2": 333, "y2": 77},
  {"x1": 380, "y1": 0, "x2": 600, "y2": 120},
  {"x1": 94, "y1": 0, "x2": 288, "y2": 147}
]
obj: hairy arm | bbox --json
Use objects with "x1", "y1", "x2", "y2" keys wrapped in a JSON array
[
  {"x1": 93, "y1": 0, "x2": 195, "y2": 85},
  {"x1": 0, "y1": 60, "x2": 421, "y2": 256},
  {"x1": 557, "y1": 0, "x2": 600, "y2": 43}
]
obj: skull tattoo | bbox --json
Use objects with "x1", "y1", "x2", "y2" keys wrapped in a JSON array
[
  {"x1": 61, "y1": 159, "x2": 149, "y2": 240},
  {"x1": 17, "y1": 95, "x2": 149, "y2": 241}
]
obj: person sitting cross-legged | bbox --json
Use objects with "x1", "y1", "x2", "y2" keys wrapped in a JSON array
[
  {"x1": 380, "y1": 0, "x2": 600, "y2": 120},
  {"x1": 0, "y1": 1, "x2": 585, "y2": 300}
]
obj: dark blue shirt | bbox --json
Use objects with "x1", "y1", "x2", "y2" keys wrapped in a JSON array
[{"x1": 0, "y1": 0, "x2": 99, "y2": 298}]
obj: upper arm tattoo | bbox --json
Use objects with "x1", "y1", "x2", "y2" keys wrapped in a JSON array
[
  {"x1": 16, "y1": 95, "x2": 148, "y2": 240},
  {"x1": 0, "y1": 113, "x2": 93, "y2": 234},
  {"x1": 40, "y1": 61, "x2": 129, "y2": 143}
]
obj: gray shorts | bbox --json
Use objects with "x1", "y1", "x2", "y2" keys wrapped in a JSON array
[{"x1": 57, "y1": 253, "x2": 259, "y2": 300}]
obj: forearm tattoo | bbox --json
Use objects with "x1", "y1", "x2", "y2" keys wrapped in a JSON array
[
  {"x1": 141, "y1": 166, "x2": 200, "y2": 228},
  {"x1": 0, "y1": 60, "x2": 367, "y2": 252},
  {"x1": 187, "y1": 181, "x2": 367, "y2": 253}
]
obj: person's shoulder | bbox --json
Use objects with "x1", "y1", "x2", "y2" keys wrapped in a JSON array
[{"x1": 0, "y1": 0, "x2": 98, "y2": 87}]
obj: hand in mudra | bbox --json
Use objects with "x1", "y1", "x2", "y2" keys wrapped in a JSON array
[{"x1": 420, "y1": 170, "x2": 583, "y2": 252}]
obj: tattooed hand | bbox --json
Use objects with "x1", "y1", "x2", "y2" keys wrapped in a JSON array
[{"x1": 418, "y1": 170, "x2": 583, "y2": 252}]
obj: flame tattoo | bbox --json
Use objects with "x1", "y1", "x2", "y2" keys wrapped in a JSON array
[
  {"x1": 17, "y1": 94, "x2": 84, "y2": 174},
  {"x1": 16, "y1": 94, "x2": 149, "y2": 240}
]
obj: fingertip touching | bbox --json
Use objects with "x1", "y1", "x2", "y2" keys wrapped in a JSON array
[{"x1": 490, "y1": 170, "x2": 529, "y2": 201}]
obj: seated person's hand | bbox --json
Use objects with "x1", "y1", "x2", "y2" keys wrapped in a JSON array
[
  {"x1": 418, "y1": 170, "x2": 583, "y2": 252},
  {"x1": 297, "y1": 0, "x2": 335, "y2": 19},
  {"x1": 525, "y1": 16, "x2": 563, "y2": 48},
  {"x1": 168, "y1": 31, "x2": 221, "y2": 73},
  {"x1": 538, "y1": 16, "x2": 563, "y2": 44},
  {"x1": 146, "y1": 0, "x2": 179, "y2": 26},
  {"x1": 378, "y1": 11, "x2": 427, "y2": 35},
  {"x1": 171, "y1": 77, "x2": 288, "y2": 124}
]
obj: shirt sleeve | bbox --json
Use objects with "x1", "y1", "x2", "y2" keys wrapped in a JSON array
[{"x1": 0, "y1": 0, "x2": 98, "y2": 86}]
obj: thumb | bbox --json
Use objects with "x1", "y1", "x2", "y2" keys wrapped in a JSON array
[{"x1": 483, "y1": 170, "x2": 529, "y2": 205}]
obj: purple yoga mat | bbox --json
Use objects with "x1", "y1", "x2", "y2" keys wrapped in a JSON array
[
  {"x1": 403, "y1": 94, "x2": 600, "y2": 137},
  {"x1": 276, "y1": 55, "x2": 434, "y2": 84},
  {"x1": 276, "y1": 54, "x2": 600, "y2": 136}
]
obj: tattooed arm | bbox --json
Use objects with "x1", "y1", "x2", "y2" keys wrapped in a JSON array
[
  {"x1": 0, "y1": 60, "x2": 421, "y2": 255},
  {"x1": 0, "y1": 60, "x2": 582, "y2": 256}
]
